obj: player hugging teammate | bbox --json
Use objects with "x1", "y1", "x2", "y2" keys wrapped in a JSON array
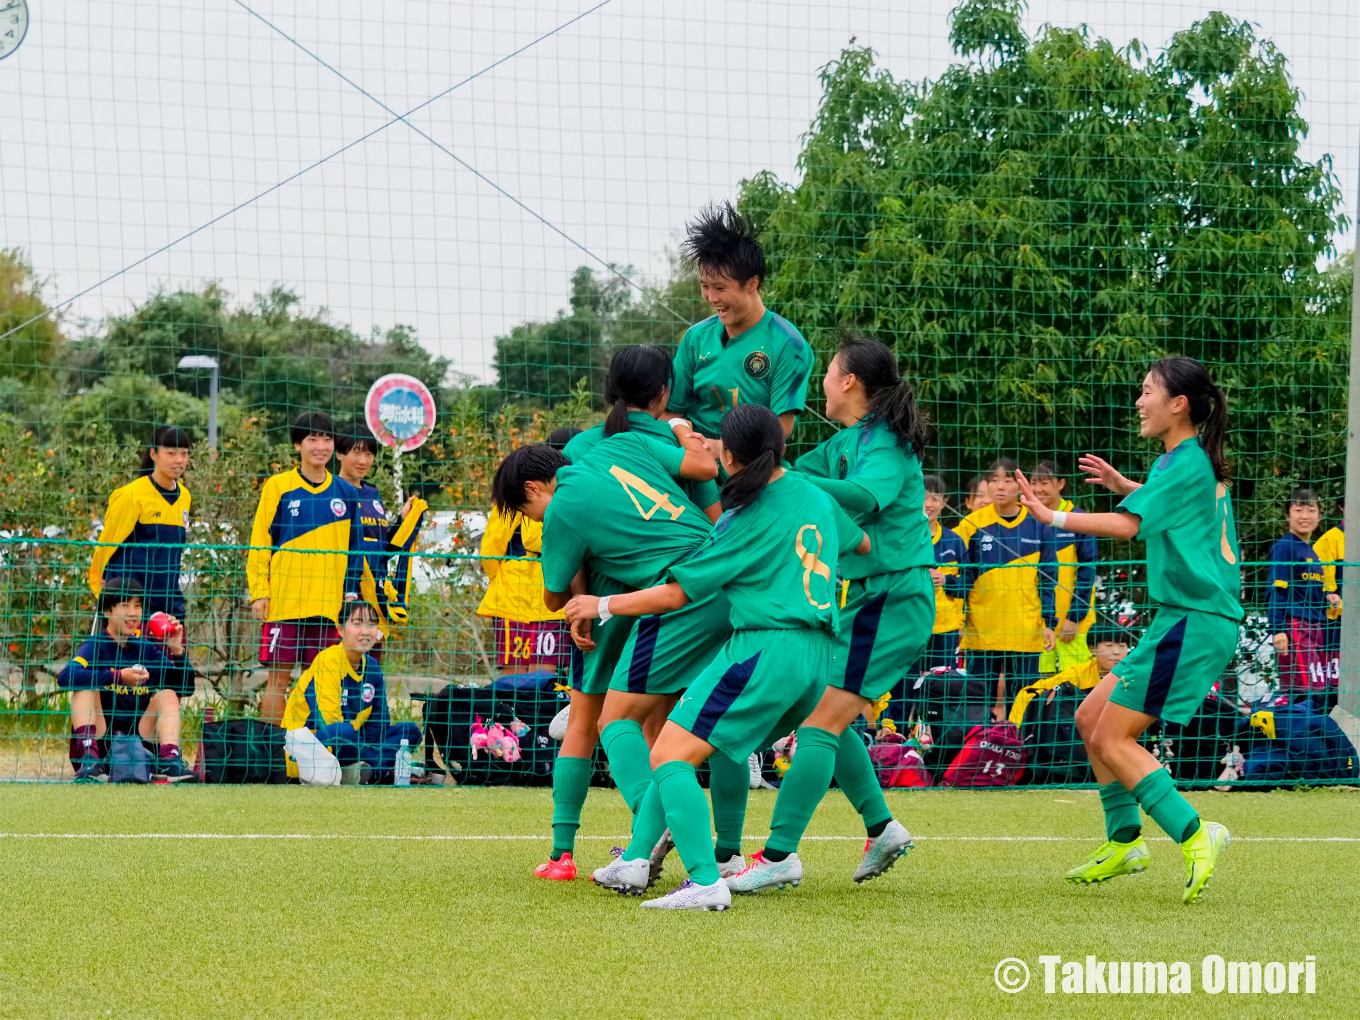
[{"x1": 494, "y1": 195, "x2": 1239, "y2": 909}]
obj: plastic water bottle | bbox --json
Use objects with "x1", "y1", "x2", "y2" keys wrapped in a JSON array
[{"x1": 393, "y1": 739, "x2": 413, "y2": 787}]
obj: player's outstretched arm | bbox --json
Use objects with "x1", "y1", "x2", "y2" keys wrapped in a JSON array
[
  {"x1": 564, "y1": 582, "x2": 690, "y2": 622},
  {"x1": 1016, "y1": 470, "x2": 1141, "y2": 541}
]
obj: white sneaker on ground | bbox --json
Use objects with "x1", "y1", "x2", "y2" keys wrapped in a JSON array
[
  {"x1": 591, "y1": 848, "x2": 649, "y2": 896},
  {"x1": 853, "y1": 819, "x2": 913, "y2": 883},
  {"x1": 748, "y1": 752, "x2": 776, "y2": 790},
  {"x1": 724, "y1": 851, "x2": 803, "y2": 893},
  {"x1": 639, "y1": 878, "x2": 731, "y2": 911},
  {"x1": 716, "y1": 853, "x2": 745, "y2": 879}
]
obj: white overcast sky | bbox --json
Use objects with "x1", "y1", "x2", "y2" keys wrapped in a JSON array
[{"x1": 3, "y1": 0, "x2": 1357, "y2": 383}]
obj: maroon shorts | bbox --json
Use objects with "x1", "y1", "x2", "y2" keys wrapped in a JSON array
[
  {"x1": 492, "y1": 617, "x2": 571, "y2": 671},
  {"x1": 259, "y1": 617, "x2": 339, "y2": 667},
  {"x1": 1276, "y1": 619, "x2": 1334, "y2": 693}
]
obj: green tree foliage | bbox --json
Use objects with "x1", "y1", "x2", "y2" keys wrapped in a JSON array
[
  {"x1": 743, "y1": 0, "x2": 1349, "y2": 546},
  {"x1": 60, "y1": 284, "x2": 450, "y2": 438},
  {"x1": 0, "y1": 248, "x2": 62, "y2": 387},
  {"x1": 493, "y1": 262, "x2": 709, "y2": 407}
]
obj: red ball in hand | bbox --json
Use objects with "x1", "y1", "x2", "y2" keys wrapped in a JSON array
[{"x1": 146, "y1": 612, "x2": 180, "y2": 641}]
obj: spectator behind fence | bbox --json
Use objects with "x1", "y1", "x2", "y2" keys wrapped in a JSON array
[
  {"x1": 477, "y1": 500, "x2": 570, "y2": 676},
  {"x1": 334, "y1": 422, "x2": 428, "y2": 664},
  {"x1": 281, "y1": 601, "x2": 422, "y2": 785},
  {"x1": 1028, "y1": 460, "x2": 1098, "y2": 675},
  {"x1": 1315, "y1": 496, "x2": 1344, "y2": 687},
  {"x1": 1268, "y1": 487, "x2": 1338, "y2": 709},
  {"x1": 1008, "y1": 626, "x2": 1132, "y2": 725},
  {"x1": 963, "y1": 472, "x2": 992, "y2": 514},
  {"x1": 247, "y1": 410, "x2": 365, "y2": 725},
  {"x1": 919, "y1": 473, "x2": 965, "y2": 670},
  {"x1": 88, "y1": 425, "x2": 197, "y2": 708},
  {"x1": 58, "y1": 576, "x2": 196, "y2": 783},
  {"x1": 955, "y1": 457, "x2": 1057, "y2": 719}
]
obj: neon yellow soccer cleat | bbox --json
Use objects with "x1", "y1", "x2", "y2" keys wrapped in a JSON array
[
  {"x1": 1181, "y1": 821, "x2": 1230, "y2": 905},
  {"x1": 1064, "y1": 837, "x2": 1150, "y2": 884}
]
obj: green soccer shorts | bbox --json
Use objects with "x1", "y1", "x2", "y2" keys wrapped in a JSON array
[
  {"x1": 667, "y1": 628, "x2": 833, "y2": 762},
  {"x1": 608, "y1": 591, "x2": 732, "y2": 696},
  {"x1": 830, "y1": 566, "x2": 935, "y2": 702},
  {"x1": 569, "y1": 611, "x2": 635, "y2": 696},
  {"x1": 1109, "y1": 607, "x2": 1239, "y2": 725}
]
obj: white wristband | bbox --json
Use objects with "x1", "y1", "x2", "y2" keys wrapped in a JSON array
[
  {"x1": 597, "y1": 595, "x2": 613, "y2": 623},
  {"x1": 1051, "y1": 510, "x2": 1068, "y2": 530}
]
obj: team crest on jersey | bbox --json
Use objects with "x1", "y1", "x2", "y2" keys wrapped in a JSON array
[
  {"x1": 330, "y1": 498, "x2": 347, "y2": 518},
  {"x1": 182, "y1": 510, "x2": 190, "y2": 527},
  {"x1": 837, "y1": 454, "x2": 849, "y2": 479},
  {"x1": 743, "y1": 351, "x2": 771, "y2": 379},
  {"x1": 373, "y1": 500, "x2": 386, "y2": 517},
  {"x1": 360, "y1": 682, "x2": 375, "y2": 704}
]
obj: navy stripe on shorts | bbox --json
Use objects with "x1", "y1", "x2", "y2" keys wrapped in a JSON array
[
  {"x1": 569, "y1": 642, "x2": 584, "y2": 690},
  {"x1": 627, "y1": 616, "x2": 662, "y2": 693},
  {"x1": 843, "y1": 592, "x2": 888, "y2": 696},
  {"x1": 1144, "y1": 616, "x2": 1188, "y2": 718},
  {"x1": 690, "y1": 653, "x2": 761, "y2": 742}
]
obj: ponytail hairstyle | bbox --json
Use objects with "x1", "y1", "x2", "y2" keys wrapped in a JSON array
[
  {"x1": 834, "y1": 331, "x2": 928, "y2": 458},
  {"x1": 1148, "y1": 356, "x2": 1230, "y2": 482},
  {"x1": 491, "y1": 444, "x2": 568, "y2": 513},
  {"x1": 139, "y1": 424, "x2": 193, "y2": 476},
  {"x1": 718, "y1": 403, "x2": 785, "y2": 512},
  {"x1": 602, "y1": 345, "x2": 675, "y2": 437}
]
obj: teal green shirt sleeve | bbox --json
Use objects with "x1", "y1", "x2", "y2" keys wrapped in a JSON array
[
  {"x1": 828, "y1": 499, "x2": 866, "y2": 558},
  {"x1": 691, "y1": 477, "x2": 721, "y2": 509},
  {"x1": 666, "y1": 329, "x2": 699, "y2": 418},
  {"x1": 647, "y1": 436, "x2": 686, "y2": 480},
  {"x1": 668, "y1": 518, "x2": 747, "y2": 600},
  {"x1": 847, "y1": 439, "x2": 907, "y2": 511},
  {"x1": 540, "y1": 507, "x2": 587, "y2": 594},
  {"x1": 768, "y1": 330, "x2": 815, "y2": 415},
  {"x1": 1119, "y1": 452, "x2": 1197, "y2": 540},
  {"x1": 800, "y1": 474, "x2": 878, "y2": 515}
]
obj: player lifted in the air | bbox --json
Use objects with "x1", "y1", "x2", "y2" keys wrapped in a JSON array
[{"x1": 667, "y1": 202, "x2": 814, "y2": 441}]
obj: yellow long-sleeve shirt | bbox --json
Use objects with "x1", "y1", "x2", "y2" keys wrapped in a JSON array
[
  {"x1": 246, "y1": 469, "x2": 363, "y2": 623},
  {"x1": 475, "y1": 508, "x2": 563, "y2": 623}
]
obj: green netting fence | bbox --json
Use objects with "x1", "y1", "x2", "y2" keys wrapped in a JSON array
[
  {"x1": 1, "y1": 0, "x2": 1358, "y2": 787},
  {"x1": 1, "y1": 537, "x2": 1355, "y2": 788}
]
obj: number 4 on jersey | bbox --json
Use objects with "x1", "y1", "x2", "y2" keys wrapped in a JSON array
[{"x1": 609, "y1": 465, "x2": 686, "y2": 521}]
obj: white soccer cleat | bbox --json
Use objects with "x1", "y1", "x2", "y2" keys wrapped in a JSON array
[
  {"x1": 648, "y1": 829, "x2": 675, "y2": 885},
  {"x1": 639, "y1": 878, "x2": 731, "y2": 911},
  {"x1": 724, "y1": 851, "x2": 803, "y2": 893},
  {"x1": 591, "y1": 848, "x2": 650, "y2": 896},
  {"x1": 716, "y1": 853, "x2": 746, "y2": 879},
  {"x1": 853, "y1": 819, "x2": 913, "y2": 883}
]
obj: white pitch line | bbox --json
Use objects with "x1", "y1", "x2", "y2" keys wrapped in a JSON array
[{"x1": 0, "y1": 832, "x2": 1357, "y2": 842}]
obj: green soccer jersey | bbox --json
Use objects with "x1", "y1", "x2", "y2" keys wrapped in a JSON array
[
  {"x1": 794, "y1": 420, "x2": 935, "y2": 580},
  {"x1": 1119, "y1": 437, "x2": 1244, "y2": 622},
  {"x1": 541, "y1": 431, "x2": 711, "y2": 595},
  {"x1": 563, "y1": 411, "x2": 720, "y2": 510},
  {"x1": 667, "y1": 311, "x2": 815, "y2": 438},
  {"x1": 668, "y1": 472, "x2": 865, "y2": 634}
]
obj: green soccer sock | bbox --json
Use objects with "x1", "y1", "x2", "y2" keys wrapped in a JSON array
[
  {"x1": 622, "y1": 778, "x2": 666, "y2": 862},
  {"x1": 599, "y1": 719, "x2": 653, "y2": 816},
  {"x1": 707, "y1": 752, "x2": 750, "y2": 857},
  {"x1": 833, "y1": 729, "x2": 893, "y2": 834},
  {"x1": 765, "y1": 726, "x2": 841, "y2": 855},
  {"x1": 1099, "y1": 780, "x2": 1143, "y2": 844},
  {"x1": 550, "y1": 755, "x2": 593, "y2": 857},
  {"x1": 1132, "y1": 768, "x2": 1200, "y2": 844},
  {"x1": 654, "y1": 760, "x2": 720, "y2": 885}
]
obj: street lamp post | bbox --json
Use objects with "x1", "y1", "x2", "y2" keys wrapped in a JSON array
[{"x1": 176, "y1": 355, "x2": 220, "y2": 454}]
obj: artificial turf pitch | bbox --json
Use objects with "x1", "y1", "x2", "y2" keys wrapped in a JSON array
[{"x1": 0, "y1": 785, "x2": 1355, "y2": 1020}]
